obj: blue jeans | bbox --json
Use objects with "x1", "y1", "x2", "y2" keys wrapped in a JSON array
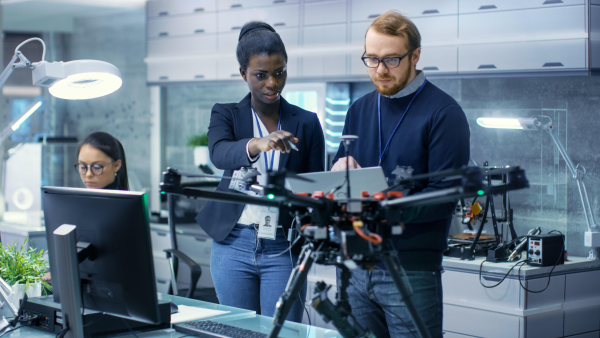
[
  {"x1": 210, "y1": 224, "x2": 307, "y2": 322},
  {"x1": 339, "y1": 267, "x2": 443, "y2": 338}
]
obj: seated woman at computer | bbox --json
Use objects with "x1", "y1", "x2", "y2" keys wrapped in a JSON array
[
  {"x1": 75, "y1": 131, "x2": 129, "y2": 190},
  {"x1": 195, "y1": 21, "x2": 325, "y2": 322}
]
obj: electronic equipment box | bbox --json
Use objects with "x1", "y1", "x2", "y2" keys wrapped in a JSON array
[{"x1": 527, "y1": 233, "x2": 564, "y2": 267}]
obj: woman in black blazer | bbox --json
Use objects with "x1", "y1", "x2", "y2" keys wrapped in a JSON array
[{"x1": 195, "y1": 22, "x2": 325, "y2": 322}]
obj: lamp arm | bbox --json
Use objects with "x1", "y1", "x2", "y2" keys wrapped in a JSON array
[
  {"x1": 545, "y1": 128, "x2": 598, "y2": 232},
  {"x1": 0, "y1": 53, "x2": 20, "y2": 90}
]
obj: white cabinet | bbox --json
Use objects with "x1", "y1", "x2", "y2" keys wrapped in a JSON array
[
  {"x1": 459, "y1": 6, "x2": 586, "y2": 43},
  {"x1": 303, "y1": 23, "x2": 347, "y2": 46},
  {"x1": 148, "y1": 34, "x2": 217, "y2": 57},
  {"x1": 218, "y1": 27, "x2": 298, "y2": 53},
  {"x1": 351, "y1": 0, "x2": 457, "y2": 22},
  {"x1": 444, "y1": 304, "x2": 523, "y2": 338},
  {"x1": 303, "y1": 0, "x2": 347, "y2": 26},
  {"x1": 217, "y1": 4, "x2": 300, "y2": 32},
  {"x1": 459, "y1": 39, "x2": 587, "y2": 73},
  {"x1": 414, "y1": 15, "x2": 458, "y2": 46},
  {"x1": 147, "y1": 58, "x2": 218, "y2": 82},
  {"x1": 147, "y1": 0, "x2": 217, "y2": 18},
  {"x1": 147, "y1": 12, "x2": 217, "y2": 38},
  {"x1": 217, "y1": 0, "x2": 299, "y2": 11},
  {"x1": 459, "y1": 0, "x2": 585, "y2": 14},
  {"x1": 419, "y1": 46, "x2": 458, "y2": 74}
]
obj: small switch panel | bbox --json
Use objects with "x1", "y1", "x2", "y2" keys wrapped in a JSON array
[{"x1": 529, "y1": 238, "x2": 543, "y2": 264}]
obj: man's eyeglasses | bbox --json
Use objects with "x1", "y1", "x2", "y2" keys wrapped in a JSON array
[
  {"x1": 361, "y1": 50, "x2": 413, "y2": 69},
  {"x1": 75, "y1": 162, "x2": 113, "y2": 176}
]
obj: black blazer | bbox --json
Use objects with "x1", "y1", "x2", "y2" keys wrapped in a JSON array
[{"x1": 195, "y1": 94, "x2": 325, "y2": 242}]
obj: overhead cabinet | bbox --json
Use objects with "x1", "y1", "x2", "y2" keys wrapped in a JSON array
[{"x1": 145, "y1": 0, "x2": 598, "y2": 84}]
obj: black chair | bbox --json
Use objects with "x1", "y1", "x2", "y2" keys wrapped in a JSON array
[{"x1": 165, "y1": 180, "x2": 219, "y2": 301}]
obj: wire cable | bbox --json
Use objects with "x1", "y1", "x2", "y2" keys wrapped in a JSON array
[
  {"x1": 0, "y1": 326, "x2": 23, "y2": 337},
  {"x1": 121, "y1": 318, "x2": 140, "y2": 338},
  {"x1": 517, "y1": 230, "x2": 564, "y2": 293},
  {"x1": 479, "y1": 259, "x2": 526, "y2": 288}
]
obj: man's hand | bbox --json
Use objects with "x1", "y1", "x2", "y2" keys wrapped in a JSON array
[
  {"x1": 249, "y1": 130, "x2": 298, "y2": 156},
  {"x1": 331, "y1": 156, "x2": 361, "y2": 171}
]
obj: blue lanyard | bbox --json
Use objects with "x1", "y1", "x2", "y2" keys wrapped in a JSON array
[
  {"x1": 378, "y1": 79, "x2": 427, "y2": 166},
  {"x1": 252, "y1": 105, "x2": 281, "y2": 171}
]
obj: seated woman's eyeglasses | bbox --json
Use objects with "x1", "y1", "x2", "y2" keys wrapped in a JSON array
[
  {"x1": 75, "y1": 162, "x2": 114, "y2": 176},
  {"x1": 361, "y1": 50, "x2": 413, "y2": 69}
]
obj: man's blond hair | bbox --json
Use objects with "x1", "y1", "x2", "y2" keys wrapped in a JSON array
[{"x1": 368, "y1": 10, "x2": 421, "y2": 53}]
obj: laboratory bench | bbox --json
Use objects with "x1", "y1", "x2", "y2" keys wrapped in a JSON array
[
  {"x1": 442, "y1": 256, "x2": 600, "y2": 338},
  {"x1": 3, "y1": 293, "x2": 340, "y2": 337}
]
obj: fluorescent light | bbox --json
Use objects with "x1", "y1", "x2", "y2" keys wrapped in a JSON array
[
  {"x1": 476, "y1": 117, "x2": 523, "y2": 129},
  {"x1": 325, "y1": 97, "x2": 350, "y2": 105},
  {"x1": 325, "y1": 140, "x2": 340, "y2": 147},
  {"x1": 326, "y1": 118, "x2": 345, "y2": 126},
  {"x1": 2, "y1": 86, "x2": 42, "y2": 97},
  {"x1": 325, "y1": 107, "x2": 347, "y2": 116},
  {"x1": 11, "y1": 101, "x2": 42, "y2": 131},
  {"x1": 325, "y1": 130, "x2": 342, "y2": 137}
]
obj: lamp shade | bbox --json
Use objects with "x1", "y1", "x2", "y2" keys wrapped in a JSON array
[{"x1": 47, "y1": 60, "x2": 122, "y2": 100}]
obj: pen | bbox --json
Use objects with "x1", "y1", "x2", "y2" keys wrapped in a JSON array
[{"x1": 288, "y1": 140, "x2": 298, "y2": 151}]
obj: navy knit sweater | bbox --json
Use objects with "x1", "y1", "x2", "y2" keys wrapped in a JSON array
[{"x1": 333, "y1": 81, "x2": 470, "y2": 271}]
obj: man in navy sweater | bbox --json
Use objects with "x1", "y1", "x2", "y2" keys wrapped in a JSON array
[{"x1": 332, "y1": 11, "x2": 470, "y2": 338}]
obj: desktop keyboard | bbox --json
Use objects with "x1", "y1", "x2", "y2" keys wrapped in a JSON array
[{"x1": 173, "y1": 320, "x2": 267, "y2": 338}]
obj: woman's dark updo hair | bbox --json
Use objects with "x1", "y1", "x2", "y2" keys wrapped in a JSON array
[
  {"x1": 77, "y1": 132, "x2": 129, "y2": 190},
  {"x1": 236, "y1": 21, "x2": 288, "y2": 71}
]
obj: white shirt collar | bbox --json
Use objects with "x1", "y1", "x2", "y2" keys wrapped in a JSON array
[{"x1": 383, "y1": 70, "x2": 426, "y2": 99}]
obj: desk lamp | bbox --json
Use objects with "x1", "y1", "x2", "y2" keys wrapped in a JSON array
[
  {"x1": 477, "y1": 116, "x2": 600, "y2": 260},
  {"x1": 0, "y1": 38, "x2": 122, "y2": 138}
]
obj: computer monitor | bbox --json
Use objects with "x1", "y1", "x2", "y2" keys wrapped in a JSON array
[{"x1": 42, "y1": 187, "x2": 160, "y2": 325}]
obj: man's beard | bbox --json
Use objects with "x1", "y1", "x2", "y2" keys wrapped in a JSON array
[{"x1": 373, "y1": 62, "x2": 413, "y2": 96}]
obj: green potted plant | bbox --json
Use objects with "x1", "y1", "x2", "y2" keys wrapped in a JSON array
[
  {"x1": 187, "y1": 132, "x2": 213, "y2": 169},
  {"x1": 0, "y1": 238, "x2": 50, "y2": 308}
]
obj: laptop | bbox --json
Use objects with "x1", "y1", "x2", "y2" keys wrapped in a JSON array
[{"x1": 286, "y1": 167, "x2": 389, "y2": 199}]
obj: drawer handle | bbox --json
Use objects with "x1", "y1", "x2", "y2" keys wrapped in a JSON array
[
  {"x1": 543, "y1": 0, "x2": 563, "y2": 4},
  {"x1": 368, "y1": 14, "x2": 380, "y2": 19},
  {"x1": 195, "y1": 75, "x2": 205, "y2": 79},
  {"x1": 231, "y1": 4, "x2": 242, "y2": 8},
  {"x1": 422, "y1": 9, "x2": 439, "y2": 15},
  {"x1": 478, "y1": 5, "x2": 498, "y2": 10},
  {"x1": 158, "y1": 32, "x2": 169, "y2": 37},
  {"x1": 194, "y1": 7, "x2": 204, "y2": 12},
  {"x1": 231, "y1": 73, "x2": 241, "y2": 77},
  {"x1": 477, "y1": 64, "x2": 497, "y2": 69},
  {"x1": 157, "y1": 279, "x2": 168, "y2": 284},
  {"x1": 231, "y1": 26, "x2": 242, "y2": 30},
  {"x1": 156, "y1": 231, "x2": 168, "y2": 237},
  {"x1": 543, "y1": 62, "x2": 564, "y2": 67},
  {"x1": 195, "y1": 29, "x2": 205, "y2": 34},
  {"x1": 273, "y1": 22, "x2": 285, "y2": 27},
  {"x1": 194, "y1": 236, "x2": 208, "y2": 242},
  {"x1": 482, "y1": 275, "x2": 502, "y2": 282},
  {"x1": 273, "y1": 0, "x2": 286, "y2": 3},
  {"x1": 423, "y1": 66, "x2": 439, "y2": 71},
  {"x1": 158, "y1": 11, "x2": 169, "y2": 16},
  {"x1": 159, "y1": 76, "x2": 169, "y2": 80}
]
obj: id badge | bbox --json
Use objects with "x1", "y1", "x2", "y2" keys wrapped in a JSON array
[{"x1": 257, "y1": 207, "x2": 279, "y2": 240}]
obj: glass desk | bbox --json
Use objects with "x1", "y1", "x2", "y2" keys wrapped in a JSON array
[{"x1": 3, "y1": 293, "x2": 341, "y2": 337}]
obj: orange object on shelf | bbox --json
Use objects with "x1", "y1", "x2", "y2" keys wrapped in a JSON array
[
  {"x1": 361, "y1": 191, "x2": 370, "y2": 197},
  {"x1": 373, "y1": 192, "x2": 386, "y2": 201},
  {"x1": 295, "y1": 192, "x2": 310, "y2": 197},
  {"x1": 471, "y1": 201, "x2": 483, "y2": 215},
  {"x1": 313, "y1": 191, "x2": 324, "y2": 198},
  {"x1": 387, "y1": 191, "x2": 403, "y2": 198},
  {"x1": 326, "y1": 193, "x2": 334, "y2": 200}
]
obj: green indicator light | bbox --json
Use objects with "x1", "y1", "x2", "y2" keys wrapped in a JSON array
[
  {"x1": 267, "y1": 194, "x2": 275, "y2": 200},
  {"x1": 160, "y1": 191, "x2": 165, "y2": 194},
  {"x1": 477, "y1": 190, "x2": 485, "y2": 196}
]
